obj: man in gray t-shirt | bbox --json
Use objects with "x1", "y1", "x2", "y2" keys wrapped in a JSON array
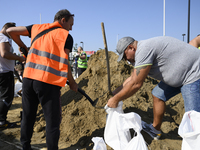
[
  {"x1": 106, "y1": 36, "x2": 200, "y2": 140},
  {"x1": 135, "y1": 36, "x2": 200, "y2": 87}
]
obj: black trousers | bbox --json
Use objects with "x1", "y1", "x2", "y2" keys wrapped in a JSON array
[
  {"x1": 78, "y1": 68, "x2": 86, "y2": 76},
  {"x1": 21, "y1": 78, "x2": 61, "y2": 150},
  {"x1": 0, "y1": 71, "x2": 14, "y2": 122},
  {"x1": 75, "y1": 64, "x2": 78, "y2": 77}
]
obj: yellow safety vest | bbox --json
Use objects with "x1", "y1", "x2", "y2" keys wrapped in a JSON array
[{"x1": 78, "y1": 51, "x2": 87, "y2": 68}]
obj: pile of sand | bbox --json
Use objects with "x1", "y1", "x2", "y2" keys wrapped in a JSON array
[{"x1": 0, "y1": 50, "x2": 185, "y2": 150}]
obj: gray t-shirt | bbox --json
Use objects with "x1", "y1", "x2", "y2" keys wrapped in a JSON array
[
  {"x1": 0, "y1": 33, "x2": 15, "y2": 73},
  {"x1": 134, "y1": 36, "x2": 200, "y2": 87}
]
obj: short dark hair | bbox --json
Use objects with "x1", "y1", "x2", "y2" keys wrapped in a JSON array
[
  {"x1": 2, "y1": 22, "x2": 16, "y2": 30},
  {"x1": 54, "y1": 9, "x2": 74, "y2": 22},
  {"x1": 78, "y1": 46, "x2": 83, "y2": 50}
]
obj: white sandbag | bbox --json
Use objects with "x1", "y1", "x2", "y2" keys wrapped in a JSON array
[
  {"x1": 92, "y1": 137, "x2": 107, "y2": 150},
  {"x1": 104, "y1": 101, "x2": 148, "y2": 150},
  {"x1": 118, "y1": 113, "x2": 148, "y2": 150},
  {"x1": 14, "y1": 80, "x2": 22, "y2": 97},
  {"x1": 178, "y1": 110, "x2": 200, "y2": 150},
  {"x1": 123, "y1": 133, "x2": 148, "y2": 150},
  {"x1": 104, "y1": 101, "x2": 131, "y2": 150}
]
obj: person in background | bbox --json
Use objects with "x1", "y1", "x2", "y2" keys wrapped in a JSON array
[
  {"x1": 77, "y1": 46, "x2": 87, "y2": 76},
  {"x1": 74, "y1": 53, "x2": 79, "y2": 78},
  {"x1": 107, "y1": 36, "x2": 200, "y2": 140},
  {"x1": 15, "y1": 48, "x2": 25, "y2": 78},
  {"x1": 71, "y1": 57, "x2": 78, "y2": 79},
  {"x1": 14, "y1": 62, "x2": 24, "y2": 97},
  {"x1": 7, "y1": 9, "x2": 78, "y2": 150},
  {"x1": 189, "y1": 34, "x2": 200, "y2": 49},
  {"x1": 13, "y1": 52, "x2": 23, "y2": 83},
  {"x1": 0, "y1": 22, "x2": 25, "y2": 128}
]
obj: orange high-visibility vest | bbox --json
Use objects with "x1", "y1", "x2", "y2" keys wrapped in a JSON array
[{"x1": 23, "y1": 22, "x2": 69, "y2": 87}]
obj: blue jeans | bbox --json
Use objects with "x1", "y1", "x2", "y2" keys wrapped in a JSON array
[{"x1": 152, "y1": 79, "x2": 200, "y2": 112}]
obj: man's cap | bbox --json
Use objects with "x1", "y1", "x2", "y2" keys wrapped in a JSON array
[{"x1": 116, "y1": 37, "x2": 135, "y2": 62}]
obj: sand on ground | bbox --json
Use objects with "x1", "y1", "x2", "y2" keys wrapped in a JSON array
[{"x1": 0, "y1": 50, "x2": 185, "y2": 150}]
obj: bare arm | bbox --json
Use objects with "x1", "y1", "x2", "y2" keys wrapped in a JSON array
[
  {"x1": 112, "y1": 75, "x2": 132, "y2": 95},
  {"x1": 0, "y1": 42, "x2": 25, "y2": 62},
  {"x1": 107, "y1": 65, "x2": 151, "y2": 108},
  {"x1": 6, "y1": 26, "x2": 29, "y2": 51},
  {"x1": 189, "y1": 36, "x2": 200, "y2": 48},
  {"x1": 79, "y1": 54, "x2": 86, "y2": 59}
]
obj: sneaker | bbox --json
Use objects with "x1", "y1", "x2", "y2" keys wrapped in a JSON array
[
  {"x1": 142, "y1": 121, "x2": 161, "y2": 140},
  {"x1": 0, "y1": 121, "x2": 16, "y2": 129}
]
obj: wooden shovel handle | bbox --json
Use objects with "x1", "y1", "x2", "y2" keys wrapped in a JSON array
[{"x1": 101, "y1": 22, "x2": 112, "y2": 95}]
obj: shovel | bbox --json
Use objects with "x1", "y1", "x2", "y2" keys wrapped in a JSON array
[
  {"x1": 66, "y1": 81, "x2": 104, "y2": 109},
  {"x1": 101, "y1": 22, "x2": 112, "y2": 96}
]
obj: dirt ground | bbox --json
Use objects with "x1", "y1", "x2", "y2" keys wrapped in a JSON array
[{"x1": 0, "y1": 50, "x2": 185, "y2": 150}]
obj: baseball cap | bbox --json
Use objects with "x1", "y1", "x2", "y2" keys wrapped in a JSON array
[{"x1": 116, "y1": 37, "x2": 135, "y2": 62}]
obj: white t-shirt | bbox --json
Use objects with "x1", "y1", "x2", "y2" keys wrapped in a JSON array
[{"x1": 0, "y1": 33, "x2": 15, "y2": 73}]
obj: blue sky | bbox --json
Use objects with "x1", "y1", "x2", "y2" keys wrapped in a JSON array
[{"x1": 1, "y1": 0, "x2": 200, "y2": 54}]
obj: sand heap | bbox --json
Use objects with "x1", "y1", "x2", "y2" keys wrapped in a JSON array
[
  {"x1": 0, "y1": 49, "x2": 185, "y2": 150},
  {"x1": 59, "y1": 50, "x2": 134, "y2": 149},
  {"x1": 56, "y1": 50, "x2": 185, "y2": 149}
]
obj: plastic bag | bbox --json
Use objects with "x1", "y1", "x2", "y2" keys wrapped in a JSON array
[
  {"x1": 104, "y1": 101, "x2": 148, "y2": 150},
  {"x1": 92, "y1": 137, "x2": 107, "y2": 150},
  {"x1": 104, "y1": 101, "x2": 131, "y2": 150},
  {"x1": 178, "y1": 110, "x2": 200, "y2": 150},
  {"x1": 14, "y1": 80, "x2": 22, "y2": 97},
  {"x1": 118, "y1": 113, "x2": 148, "y2": 150}
]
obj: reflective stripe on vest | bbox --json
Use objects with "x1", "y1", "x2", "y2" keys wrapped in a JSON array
[
  {"x1": 29, "y1": 48, "x2": 69, "y2": 66},
  {"x1": 23, "y1": 22, "x2": 69, "y2": 87},
  {"x1": 78, "y1": 52, "x2": 87, "y2": 68},
  {"x1": 26, "y1": 62, "x2": 68, "y2": 77}
]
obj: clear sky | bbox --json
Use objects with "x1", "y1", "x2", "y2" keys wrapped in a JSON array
[{"x1": 1, "y1": 0, "x2": 200, "y2": 54}]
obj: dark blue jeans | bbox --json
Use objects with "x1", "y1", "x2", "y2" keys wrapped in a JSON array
[
  {"x1": 181, "y1": 79, "x2": 200, "y2": 112},
  {"x1": 21, "y1": 78, "x2": 61, "y2": 150},
  {"x1": 152, "y1": 79, "x2": 200, "y2": 112}
]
